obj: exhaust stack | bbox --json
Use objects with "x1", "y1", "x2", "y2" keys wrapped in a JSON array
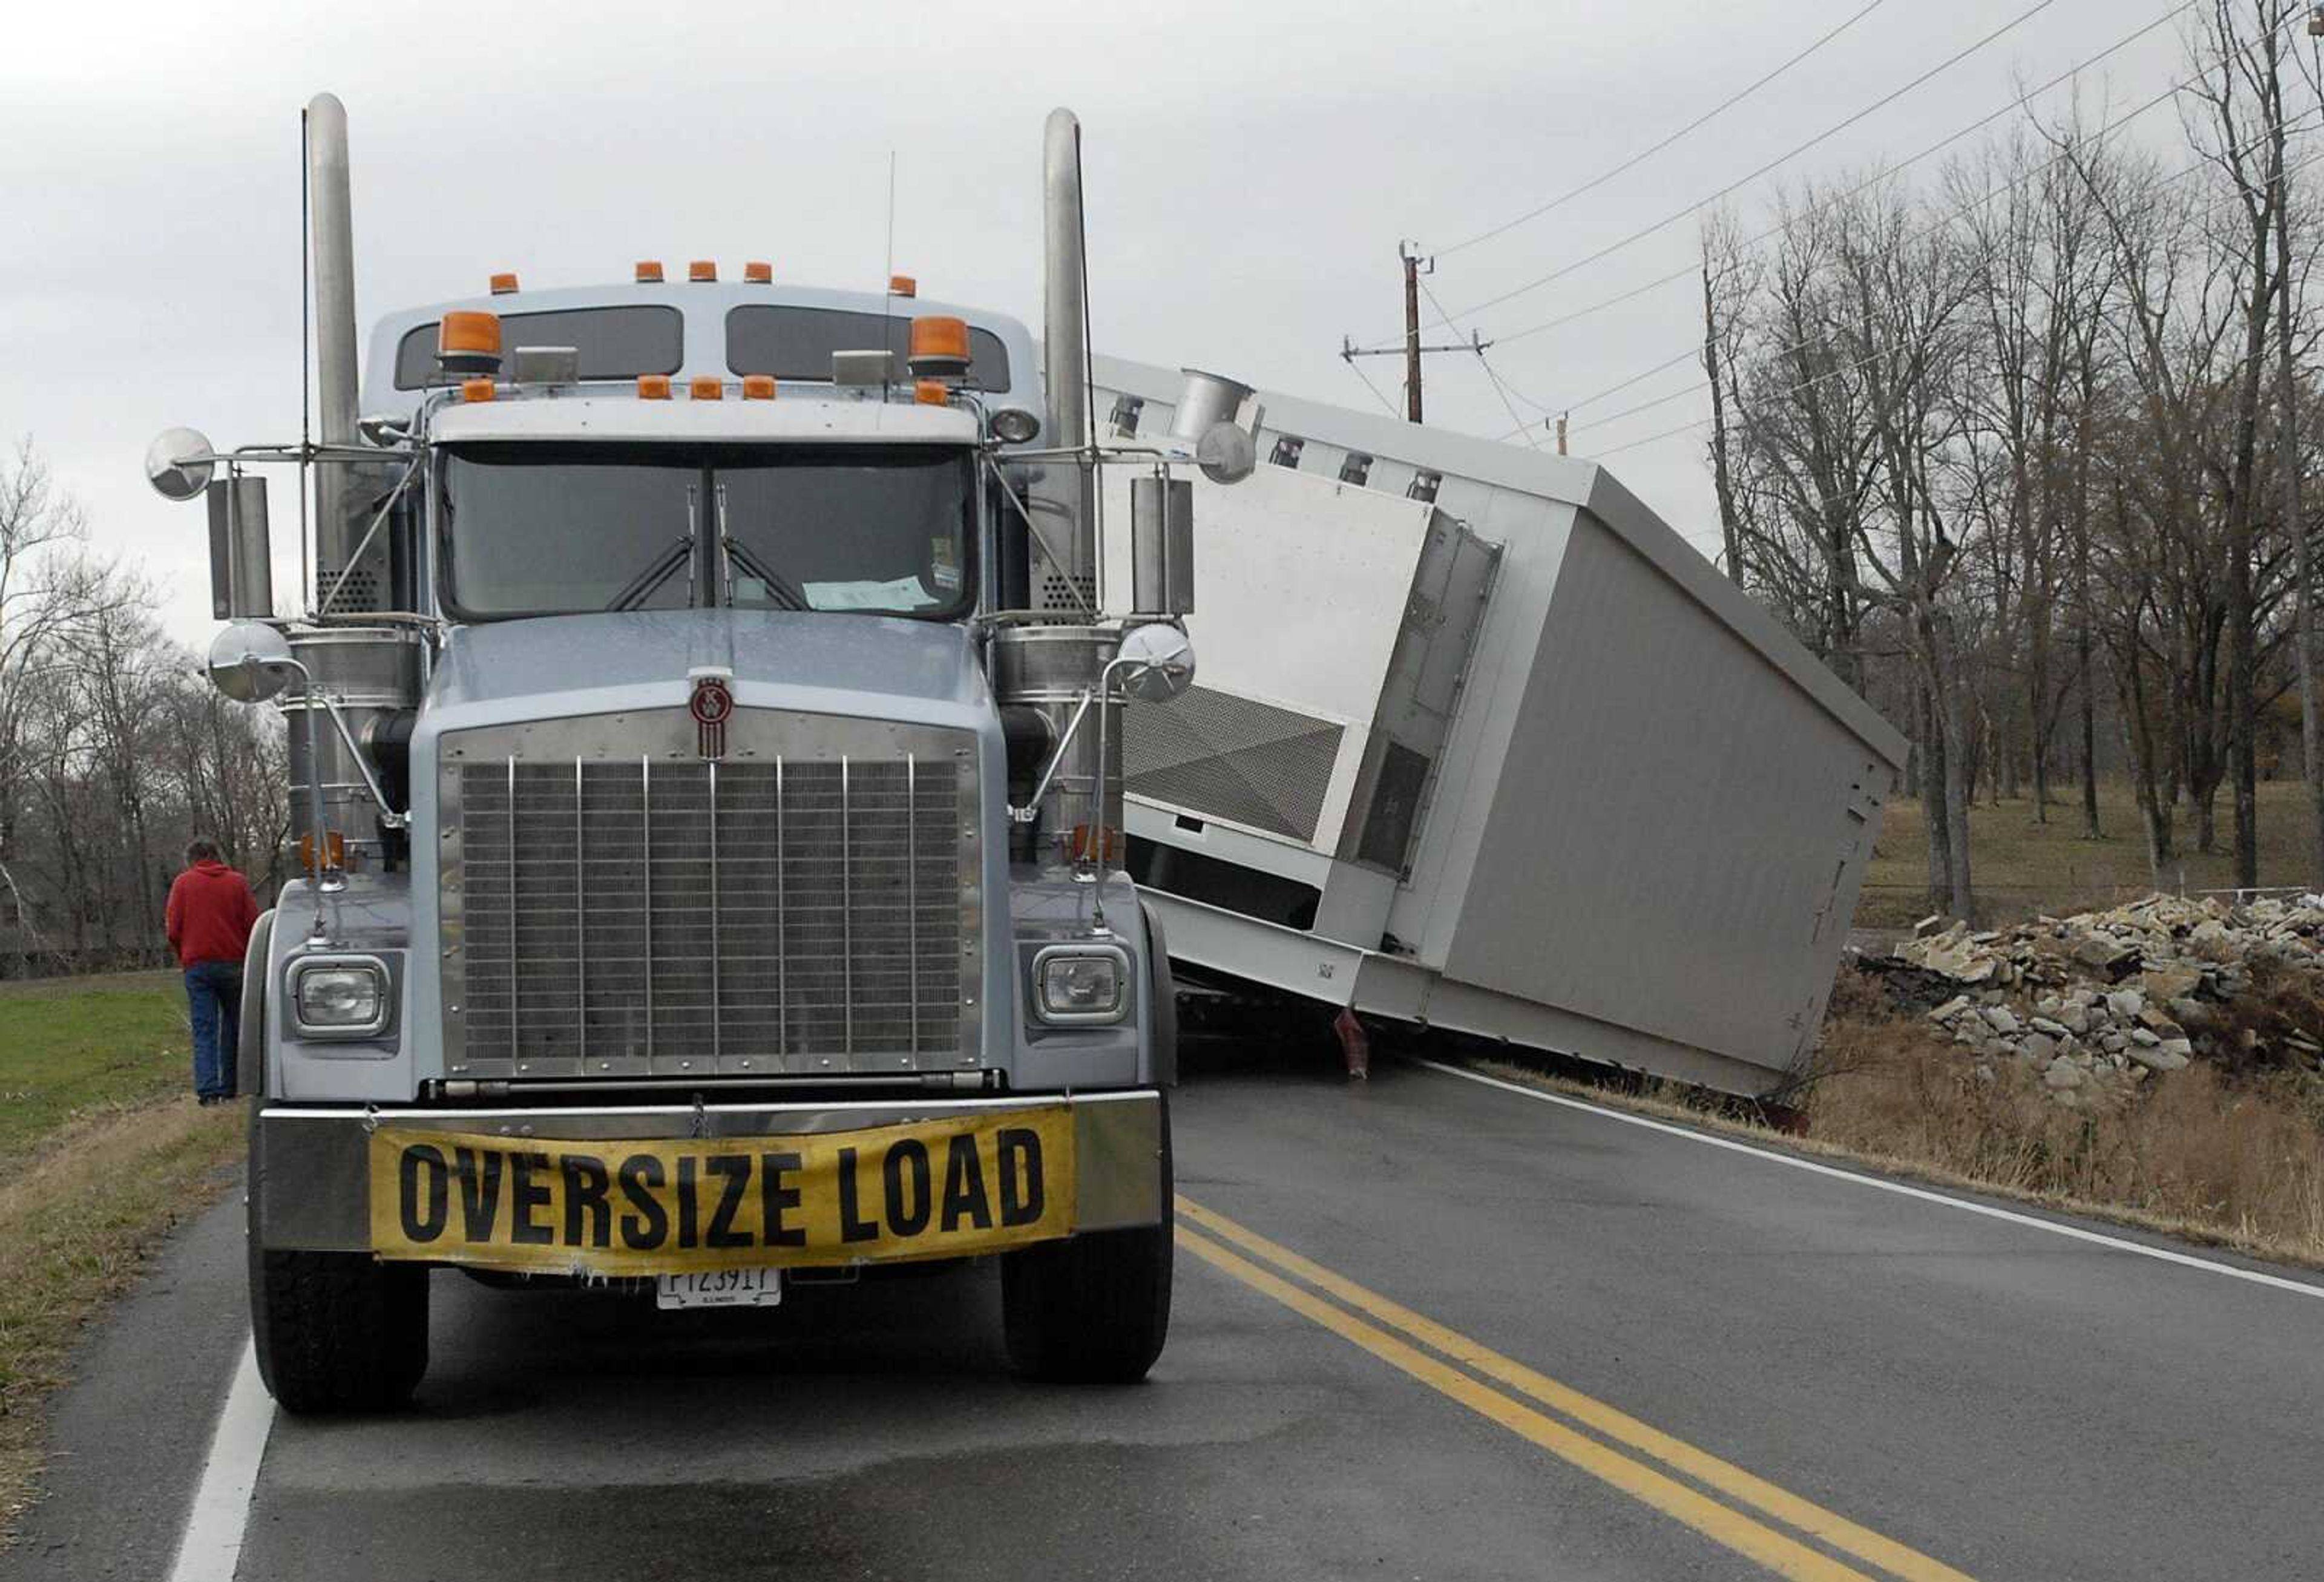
[
  {"x1": 306, "y1": 93, "x2": 363, "y2": 600},
  {"x1": 1036, "y1": 107, "x2": 1095, "y2": 613}
]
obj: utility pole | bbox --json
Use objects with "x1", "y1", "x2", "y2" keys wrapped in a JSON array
[
  {"x1": 1402, "y1": 242, "x2": 1426, "y2": 422},
  {"x1": 1341, "y1": 243, "x2": 1492, "y2": 425}
]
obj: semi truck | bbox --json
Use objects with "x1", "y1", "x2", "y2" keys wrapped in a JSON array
[{"x1": 144, "y1": 97, "x2": 1232, "y2": 1410}]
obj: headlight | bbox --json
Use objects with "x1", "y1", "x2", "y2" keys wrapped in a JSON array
[
  {"x1": 989, "y1": 406, "x2": 1040, "y2": 444},
  {"x1": 1033, "y1": 945, "x2": 1129, "y2": 1024},
  {"x1": 289, "y1": 956, "x2": 390, "y2": 1037}
]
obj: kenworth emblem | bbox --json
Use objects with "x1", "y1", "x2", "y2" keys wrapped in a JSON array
[{"x1": 688, "y1": 668, "x2": 734, "y2": 758}]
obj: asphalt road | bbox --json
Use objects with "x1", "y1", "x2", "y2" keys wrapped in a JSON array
[{"x1": 7, "y1": 1050, "x2": 2322, "y2": 1581}]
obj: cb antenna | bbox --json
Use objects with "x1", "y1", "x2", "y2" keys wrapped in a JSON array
[{"x1": 881, "y1": 151, "x2": 898, "y2": 395}]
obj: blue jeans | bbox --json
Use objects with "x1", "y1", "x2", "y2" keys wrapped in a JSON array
[{"x1": 185, "y1": 962, "x2": 242, "y2": 1100}]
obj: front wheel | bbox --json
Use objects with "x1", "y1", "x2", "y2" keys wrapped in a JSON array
[
  {"x1": 249, "y1": 1242, "x2": 428, "y2": 1413},
  {"x1": 1000, "y1": 1101, "x2": 1172, "y2": 1383}
]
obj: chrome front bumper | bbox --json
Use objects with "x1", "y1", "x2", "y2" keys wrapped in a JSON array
[{"x1": 249, "y1": 1089, "x2": 1165, "y2": 1253}]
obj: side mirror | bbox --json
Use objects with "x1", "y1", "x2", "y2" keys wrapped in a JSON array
[
  {"x1": 144, "y1": 427, "x2": 215, "y2": 502},
  {"x1": 207, "y1": 621, "x2": 295, "y2": 703},
  {"x1": 1195, "y1": 421, "x2": 1256, "y2": 486},
  {"x1": 1129, "y1": 476, "x2": 1195, "y2": 616},
  {"x1": 1116, "y1": 623, "x2": 1196, "y2": 703},
  {"x1": 206, "y1": 478, "x2": 273, "y2": 620}
]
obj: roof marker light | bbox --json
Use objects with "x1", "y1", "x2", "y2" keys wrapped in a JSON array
[
  {"x1": 913, "y1": 379, "x2": 949, "y2": 406},
  {"x1": 889, "y1": 274, "x2": 917, "y2": 298},
  {"x1": 906, "y1": 315, "x2": 971, "y2": 378},
  {"x1": 690, "y1": 377, "x2": 723, "y2": 401},
  {"x1": 638, "y1": 375, "x2": 672, "y2": 400},
  {"x1": 459, "y1": 378, "x2": 496, "y2": 402},
  {"x1": 437, "y1": 310, "x2": 503, "y2": 375},
  {"x1": 636, "y1": 260, "x2": 665, "y2": 283},
  {"x1": 688, "y1": 260, "x2": 717, "y2": 283},
  {"x1": 741, "y1": 375, "x2": 776, "y2": 400},
  {"x1": 744, "y1": 261, "x2": 773, "y2": 284},
  {"x1": 488, "y1": 272, "x2": 519, "y2": 295}
]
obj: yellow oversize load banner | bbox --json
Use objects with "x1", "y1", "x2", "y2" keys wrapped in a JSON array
[{"x1": 367, "y1": 1108, "x2": 1077, "y2": 1276}]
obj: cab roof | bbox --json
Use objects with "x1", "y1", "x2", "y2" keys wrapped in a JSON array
[
  {"x1": 360, "y1": 280, "x2": 1040, "y2": 424},
  {"x1": 427, "y1": 393, "x2": 982, "y2": 447}
]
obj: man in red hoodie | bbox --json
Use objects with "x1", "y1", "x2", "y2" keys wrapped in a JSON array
[{"x1": 164, "y1": 839, "x2": 260, "y2": 1106}]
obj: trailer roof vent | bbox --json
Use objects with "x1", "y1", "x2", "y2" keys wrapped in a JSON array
[
  {"x1": 1339, "y1": 451, "x2": 1374, "y2": 487},
  {"x1": 1407, "y1": 468, "x2": 1442, "y2": 504},
  {"x1": 1269, "y1": 436, "x2": 1305, "y2": 470}
]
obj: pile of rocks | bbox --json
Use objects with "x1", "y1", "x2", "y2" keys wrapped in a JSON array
[{"x1": 1879, "y1": 894, "x2": 2324, "y2": 1103}]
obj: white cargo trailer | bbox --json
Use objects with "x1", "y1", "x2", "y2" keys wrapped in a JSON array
[{"x1": 1094, "y1": 356, "x2": 1911, "y2": 1100}]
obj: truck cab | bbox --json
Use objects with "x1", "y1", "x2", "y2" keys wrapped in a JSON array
[{"x1": 150, "y1": 100, "x2": 1230, "y2": 1411}]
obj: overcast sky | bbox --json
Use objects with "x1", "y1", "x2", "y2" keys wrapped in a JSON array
[{"x1": 2, "y1": 0, "x2": 2195, "y2": 645}]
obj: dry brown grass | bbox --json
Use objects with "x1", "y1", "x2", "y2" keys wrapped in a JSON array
[
  {"x1": 0, "y1": 1096, "x2": 245, "y2": 1538},
  {"x1": 1474, "y1": 970, "x2": 2324, "y2": 1271},
  {"x1": 1804, "y1": 973, "x2": 2324, "y2": 1262}
]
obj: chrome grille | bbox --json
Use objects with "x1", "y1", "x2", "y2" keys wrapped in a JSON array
[{"x1": 443, "y1": 714, "x2": 979, "y2": 1080}]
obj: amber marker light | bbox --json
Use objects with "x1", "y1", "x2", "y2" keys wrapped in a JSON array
[
  {"x1": 438, "y1": 310, "x2": 502, "y2": 358},
  {"x1": 689, "y1": 260, "x2": 717, "y2": 282},
  {"x1": 913, "y1": 379, "x2": 949, "y2": 406},
  {"x1": 488, "y1": 271, "x2": 519, "y2": 295},
  {"x1": 690, "y1": 377, "x2": 723, "y2": 401},
  {"x1": 459, "y1": 378, "x2": 496, "y2": 402},
  {"x1": 909, "y1": 315, "x2": 970, "y2": 364},
  {"x1": 889, "y1": 274, "x2": 917, "y2": 298},
  {"x1": 638, "y1": 375, "x2": 672, "y2": 399},
  {"x1": 635, "y1": 260, "x2": 665, "y2": 283},
  {"x1": 744, "y1": 261, "x2": 773, "y2": 284},
  {"x1": 741, "y1": 375, "x2": 776, "y2": 400}
]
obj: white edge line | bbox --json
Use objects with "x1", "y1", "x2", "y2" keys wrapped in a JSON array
[
  {"x1": 1413, "y1": 1057, "x2": 2324, "y2": 1303},
  {"x1": 165, "y1": 1336, "x2": 275, "y2": 1582}
]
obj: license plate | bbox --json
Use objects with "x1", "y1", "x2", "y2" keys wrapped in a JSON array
[{"x1": 657, "y1": 1267, "x2": 782, "y2": 1310}]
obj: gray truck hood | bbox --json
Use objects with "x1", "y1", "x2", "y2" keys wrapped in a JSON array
[{"x1": 424, "y1": 611, "x2": 996, "y2": 732}]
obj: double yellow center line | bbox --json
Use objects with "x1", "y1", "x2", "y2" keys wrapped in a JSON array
[{"x1": 1175, "y1": 1196, "x2": 1977, "y2": 1582}]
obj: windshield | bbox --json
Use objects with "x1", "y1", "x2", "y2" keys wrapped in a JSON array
[{"x1": 439, "y1": 443, "x2": 975, "y2": 619}]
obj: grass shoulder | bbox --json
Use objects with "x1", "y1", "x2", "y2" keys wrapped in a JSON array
[{"x1": 0, "y1": 973, "x2": 246, "y2": 1540}]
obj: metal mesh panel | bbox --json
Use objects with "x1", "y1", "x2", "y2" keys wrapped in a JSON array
[
  {"x1": 456, "y1": 751, "x2": 962, "y2": 1077},
  {"x1": 1123, "y1": 684, "x2": 1343, "y2": 843}
]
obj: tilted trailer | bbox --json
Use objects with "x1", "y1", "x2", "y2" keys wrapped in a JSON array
[{"x1": 1093, "y1": 358, "x2": 1912, "y2": 1100}]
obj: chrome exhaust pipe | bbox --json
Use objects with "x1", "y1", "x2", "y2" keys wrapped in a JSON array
[
  {"x1": 306, "y1": 92, "x2": 360, "y2": 577},
  {"x1": 1037, "y1": 107, "x2": 1095, "y2": 611}
]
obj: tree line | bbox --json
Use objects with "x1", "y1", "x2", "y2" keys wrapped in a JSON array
[
  {"x1": 0, "y1": 439, "x2": 286, "y2": 978},
  {"x1": 1704, "y1": 0, "x2": 2324, "y2": 920}
]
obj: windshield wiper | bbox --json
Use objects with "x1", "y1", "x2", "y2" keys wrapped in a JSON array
[
  {"x1": 712, "y1": 484, "x2": 809, "y2": 611},
  {"x1": 606, "y1": 536, "x2": 694, "y2": 611},
  {"x1": 725, "y1": 537, "x2": 810, "y2": 611}
]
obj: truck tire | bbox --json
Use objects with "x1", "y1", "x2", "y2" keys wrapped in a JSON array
[
  {"x1": 238, "y1": 911, "x2": 426, "y2": 1412},
  {"x1": 1000, "y1": 1098, "x2": 1172, "y2": 1383},
  {"x1": 249, "y1": 1243, "x2": 429, "y2": 1414}
]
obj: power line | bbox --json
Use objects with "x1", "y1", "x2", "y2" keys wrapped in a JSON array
[
  {"x1": 1342, "y1": 355, "x2": 1404, "y2": 418},
  {"x1": 1420, "y1": 277, "x2": 1544, "y2": 449},
  {"x1": 1410, "y1": 2, "x2": 2202, "y2": 432},
  {"x1": 1483, "y1": 0, "x2": 2254, "y2": 355},
  {"x1": 1416, "y1": 0, "x2": 2070, "y2": 332},
  {"x1": 1430, "y1": 0, "x2": 1896, "y2": 260},
  {"x1": 1486, "y1": 24, "x2": 2319, "y2": 444}
]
